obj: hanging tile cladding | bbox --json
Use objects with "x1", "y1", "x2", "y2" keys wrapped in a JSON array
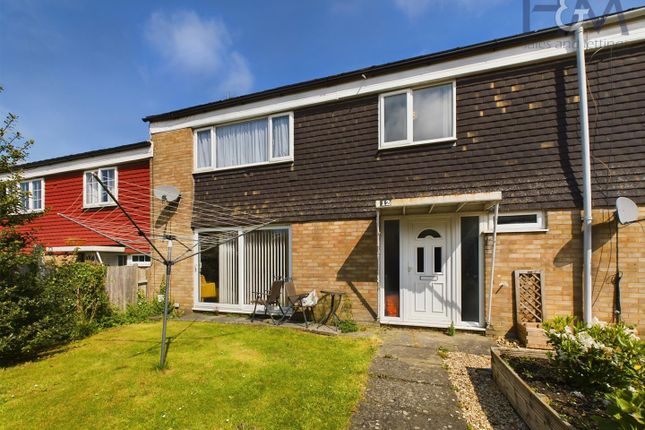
[{"x1": 193, "y1": 44, "x2": 645, "y2": 224}]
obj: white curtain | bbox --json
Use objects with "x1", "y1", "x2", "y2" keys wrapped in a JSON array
[
  {"x1": 271, "y1": 116, "x2": 290, "y2": 158},
  {"x1": 384, "y1": 93, "x2": 408, "y2": 143},
  {"x1": 243, "y1": 229, "x2": 289, "y2": 305},
  {"x1": 413, "y1": 83, "x2": 453, "y2": 141},
  {"x1": 216, "y1": 118, "x2": 268, "y2": 168},
  {"x1": 196, "y1": 130, "x2": 212, "y2": 168},
  {"x1": 218, "y1": 239, "x2": 239, "y2": 304},
  {"x1": 85, "y1": 172, "x2": 97, "y2": 205}
]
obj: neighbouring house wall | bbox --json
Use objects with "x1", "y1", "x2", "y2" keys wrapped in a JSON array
[
  {"x1": 149, "y1": 128, "x2": 195, "y2": 307},
  {"x1": 484, "y1": 208, "x2": 645, "y2": 336},
  {"x1": 292, "y1": 219, "x2": 378, "y2": 322},
  {"x1": 26, "y1": 160, "x2": 150, "y2": 249}
]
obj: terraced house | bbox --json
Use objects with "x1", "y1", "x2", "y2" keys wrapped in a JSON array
[{"x1": 144, "y1": 9, "x2": 645, "y2": 336}]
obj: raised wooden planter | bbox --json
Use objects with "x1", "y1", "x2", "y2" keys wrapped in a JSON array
[{"x1": 491, "y1": 347, "x2": 573, "y2": 430}]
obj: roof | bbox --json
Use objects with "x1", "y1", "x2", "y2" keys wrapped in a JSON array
[
  {"x1": 18, "y1": 141, "x2": 151, "y2": 170},
  {"x1": 143, "y1": 7, "x2": 644, "y2": 123}
]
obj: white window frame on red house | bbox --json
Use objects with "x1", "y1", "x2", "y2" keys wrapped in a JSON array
[
  {"x1": 19, "y1": 178, "x2": 45, "y2": 213},
  {"x1": 193, "y1": 112, "x2": 294, "y2": 173},
  {"x1": 83, "y1": 166, "x2": 118, "y2": 208}
]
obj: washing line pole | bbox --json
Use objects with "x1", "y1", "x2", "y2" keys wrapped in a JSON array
[
  {"x1": 91, "y1": 174, "x2": 173, "y2": 368},
  {"x1": 159, "y1": 237, "x2": 173, "y2": 368},
  {"x1": 575, "y1": 25, "x2": 594, "y2": 326}
]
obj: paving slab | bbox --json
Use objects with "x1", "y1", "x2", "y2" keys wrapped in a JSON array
[{"x1": 350, "y1": 328, "x2": 494, "y2": 430}]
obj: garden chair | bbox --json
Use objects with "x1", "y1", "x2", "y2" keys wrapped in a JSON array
[
  {"x1": 284, "y1": 280, "x2": 317, "y2": 328},
  {"x1": 250, "y1": 279, "x2": 286, "y2": 324}
]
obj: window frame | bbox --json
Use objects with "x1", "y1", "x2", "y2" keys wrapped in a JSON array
[
  {"x1": 83, "y1": 166, "x2": 118, "y2": 209},
  {"x1": 379, "y1": 81, "x2": 457, "y2": 150},
  {"x1": 18, "y1": 178, "x2": 45, "y2": 213},
  {"x1": 488, "y1": 211, "x2": 547, "y2": 233},
  {"x1": 193, "y1": 225, "x2": 293, "y2": 309},
  {"x1": 193, "y1": 112, "x2": 294, "y2": 173},
  {"x1": 128, "y1": 254, "x2": 151, "y2": 267}
]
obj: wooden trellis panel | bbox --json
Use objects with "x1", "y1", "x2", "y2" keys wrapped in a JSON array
[{"x1": 514, "y1": 270, "x2": 545, "y2": 323}]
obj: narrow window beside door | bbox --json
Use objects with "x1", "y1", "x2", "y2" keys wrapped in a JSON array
[
  {"x1": 461, "y1": 217, "x2": 480, "y2": 323},
  {"x1": 383, "y1": 220, "x2": 400, "y2": 317}
]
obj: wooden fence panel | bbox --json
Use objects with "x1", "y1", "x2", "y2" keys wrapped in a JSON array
[{"x1": 105, "y1": 266, "x2": 139, "y2": 310}]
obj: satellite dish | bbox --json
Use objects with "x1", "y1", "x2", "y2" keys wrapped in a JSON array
[
  {"x1": 616, "y1": 197, "x2": 638, "y2": 225},
  {"x1": 153, "y1": 185, "x2": 180, "y2": 202}
]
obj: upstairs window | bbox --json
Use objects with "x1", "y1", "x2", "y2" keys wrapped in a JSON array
[
  {"x1": 19, "y1": 178, "x2": 44, "y2": 212},
  {"x1": 379, "y1": 82, "x2": 455, "y2": 149},
  {"x1": 84, "y1": 167, "x2": 117, "y2": 208},
  {"x1": 194, "y1": 113, "x2": 293, "y2": 171}
]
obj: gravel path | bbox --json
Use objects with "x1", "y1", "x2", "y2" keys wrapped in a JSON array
[{"x1": 444, "y1": 352, "x2": 528, "y2": 430}]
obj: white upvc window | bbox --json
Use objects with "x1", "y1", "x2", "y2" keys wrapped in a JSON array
[
  {"x1": 84, "y1": 167, "x2": 117, "y2": 208},
  {"x1": 379, "y1": 81, "x2": 456, "y2": 149},
  {"x1": 194, "y1": 112, "x2": 294, "y2": 172},
  {"x1": 488, "y1": 211, "x2": 546, "y2": 233},
  {"x1": 129, "y1": 254, "x2": 151, "y2": 267},
  {"x1": 19, "y1": 178, "x2": 44, "y2": 213}
]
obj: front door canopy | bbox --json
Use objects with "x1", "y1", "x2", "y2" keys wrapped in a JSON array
[{"x1": 376, "y1": 191, "x2": 502, "y2": 216}]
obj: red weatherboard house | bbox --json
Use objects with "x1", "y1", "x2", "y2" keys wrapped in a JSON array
[{"x1": 16, "y1": 142, "x2": 152, "y2": 266}]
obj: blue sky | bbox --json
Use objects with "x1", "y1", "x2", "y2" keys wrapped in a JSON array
[{"x1": 1, "y1": 0, "x2": 644, "y2": 161}]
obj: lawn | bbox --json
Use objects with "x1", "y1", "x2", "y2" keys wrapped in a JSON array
[{"x1": 0, "y1": 321, "x2": 376, "y2": 430}]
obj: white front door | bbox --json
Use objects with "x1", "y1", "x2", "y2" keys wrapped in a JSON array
[{"x1": 404, "y1": 220, "x2": 451, "y2": 325}]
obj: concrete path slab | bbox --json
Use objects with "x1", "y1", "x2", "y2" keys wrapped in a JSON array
[{"x1": 350, "y1": 328, "x2": 494, "y2": 430}]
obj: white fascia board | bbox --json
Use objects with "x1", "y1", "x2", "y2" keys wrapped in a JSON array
[
  {"x1": 15, "y1": 145, "x2": 152, "y2": 180},
  {"x1": 46, "y1": 246, "x2": 126, "y2": 253},
  {"x1": 149, "y1": 17, "x2": 645, "y2": 134}
]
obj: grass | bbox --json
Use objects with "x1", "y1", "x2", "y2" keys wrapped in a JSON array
[{"x1": 0, "y1": 321, "x2": 376, "y2": 430}]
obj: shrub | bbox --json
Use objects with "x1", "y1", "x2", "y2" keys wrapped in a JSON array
[
  {"x1": 0, "y1": 259, "x2": 113, "y2": 365},
  {"x1": 44, "y1": 261, "x2": 110, "y2": 338},
  {"x1": 543, "y1": 316, "x2": 644, "y2": 392},
  {"x1": 338, "y1": 320, "x2": 359, "y2": 333},
  {"x1": 595, "y1": 387, "x2": 645, "y2": 430}
]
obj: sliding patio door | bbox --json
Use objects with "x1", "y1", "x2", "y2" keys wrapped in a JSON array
[{"x1": 198, "y1": 227, "x2": 291, "y2": 308}]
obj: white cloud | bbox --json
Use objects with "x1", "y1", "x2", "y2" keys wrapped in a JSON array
[
  {"x1": 217, "y1": 52, "x2": 254, "y2": 97},
  {"x1": 393, "y1": 0, "x2": 508, "y2": 19},
  {"x1": 144, "y1": 10, "x2": 254, "y2": 95}
]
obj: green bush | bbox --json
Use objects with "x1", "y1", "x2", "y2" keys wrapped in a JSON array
[
  {"x1": 0, "y1": 259, "x2": 112, "y2": 365},
  {"x1": 595, "y1": 387, "x2": 645, "y2": 430},
  {"x1": 338, "y1": 320, "x2": 358, "y2": 333},
  {"x1": 103, "y1": 291, "x2": 166, "y2": 326},
  {"x1": 43, "y1": 261, "x2": 110, "y2": 338},
  {"x1": 0, "y1": 247, "x2": 59, "y2": 364},
  {"x1": 543, "y1": 316, "x2": 644, "y2": 392}
]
